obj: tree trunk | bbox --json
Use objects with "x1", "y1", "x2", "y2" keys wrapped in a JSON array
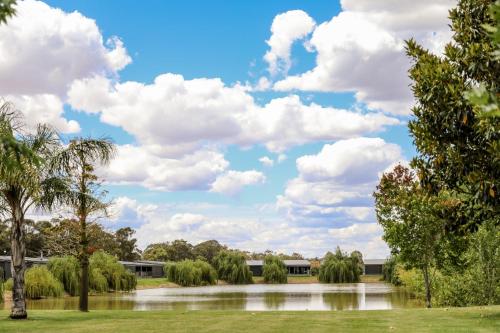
[
  {"x1": 78, "y1": 216, "x2": 89, "y2": 312},
  {"x1": 10, "y1": 206, "x2": 27, "y2": 319},
  {"x1": 422, "y1": 265, "x2": 432, "y2": 308}
]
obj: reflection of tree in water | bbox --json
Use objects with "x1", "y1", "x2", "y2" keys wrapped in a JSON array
[
  {"x1": 264, "y1": 292, "x2": 286, "y2": 309},
  {"x1": 386, "y1": 288, "x2": 421, "y2": 308},
  {"x1": 322, "y1": 292, "x2": 359, "y2": 310}
]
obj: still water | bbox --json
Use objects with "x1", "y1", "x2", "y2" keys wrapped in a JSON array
[{"x1": 3, "y1": 283, "x2": 416, "y2": 311}]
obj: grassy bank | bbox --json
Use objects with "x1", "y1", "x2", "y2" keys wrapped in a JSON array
[{"x1": 0, "y1": 306, "x2": 498, "y2": 333}]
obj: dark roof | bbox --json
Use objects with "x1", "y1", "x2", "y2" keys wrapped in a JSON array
[
  {"x1": 363, "y1": 259, "x2": 388, "y2": 265},
  {"x1": 0, "y1": 255, "x2": 49, "y2": 264},
  {"x1": 118, "y1": 260, "x2": 163, "y2": 267},
  {"x1": 246, "y1": 259, "x2": 310, "y2": 267}
]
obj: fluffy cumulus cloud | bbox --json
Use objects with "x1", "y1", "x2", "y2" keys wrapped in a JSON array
[
  {"x1": 259, "y1": 156, "x2": 274, "y2": 167},
  {"x1": 4, "y1": 94, "x2": 80, "y2": 133},
  {"x1": 277, "y1": 137, "x2": 405, "y2": 223},
  {"x1": 271, "y1": 0, "x2": 455, "y2": 114},
  {"x1": 0, "y1": 0, "x2": 131, "y2": 133},
  {"x1": 69, "y1": 74, "x2": 400, "y2": 155},
  {"x1": 210, "y1": 170, "x2": 266, "y2": 196},
  {"x1": 264, "y1": 10, "x2": 316, "y2": 75}
]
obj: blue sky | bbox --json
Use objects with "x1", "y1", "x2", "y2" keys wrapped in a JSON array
[{"x1": 0, "y1": 0, "x2": 455, "y2": 258}]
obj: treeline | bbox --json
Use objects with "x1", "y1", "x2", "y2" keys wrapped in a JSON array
[
  {"x1": 0, "y1": 218, "x2": 141, "y2": 261},
  {"x1": 374, "y1": 0, "x2": 500, "y2": 308},
  {"x1": 142, "y1": 239, "x2": 307, "y2": 263}
]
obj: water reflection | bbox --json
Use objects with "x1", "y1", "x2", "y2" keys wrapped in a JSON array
[{"x1": 2, "y1": 283, "x2": 417, "y2": 311}]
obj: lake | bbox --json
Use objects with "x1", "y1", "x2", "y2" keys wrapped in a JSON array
[{"x1": 2, "y1": 283, "x2": 416, "y2": 311}]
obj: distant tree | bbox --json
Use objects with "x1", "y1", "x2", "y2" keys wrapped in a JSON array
[
  {"x1": 319, "y1": 247, "x2": 362, "y2": 284},
  {"x1": 262, "y1": 255, "x2": 287, "y2": 284},
  {"x1": 142, "y1": 240, "x2": 194, "y2": 262},
  {"x1": 54, "y1": 138, "x2": 116, "y2": 312},
  {"x1": 213, "y1": 250, "x2": 253, "y2": 284},
  {"x1": 193, "y1": 240, "x2": 226, "y2": 265},
  {"x1": 115, "y1": 227, "x2": 141, "y2": 261}
]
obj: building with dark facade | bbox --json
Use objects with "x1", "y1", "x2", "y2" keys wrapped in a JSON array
[
  {"x1": 363, "y1": 259, "x2": 387, "y2": 275},
  {"x1": 0, "y1": 255, "x2": 49, "y2": 280},
  {"x1": 119, "y1": 260, "x2": 164, "y2": 278},
  {"x1": 246, "y1": 259, "x2": 311, "y2": 276}
]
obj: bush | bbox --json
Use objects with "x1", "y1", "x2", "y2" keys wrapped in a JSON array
[
  {"x1": 262, "y1": 255, "x2": 287, "y2": 284},
  {"x1": 89, "y1": 251, "x2": 137, "y2": 292},
  {"x1": 24, "y1": 265, "x2": 64, "y2": 299},
  {"x1": 396, "y1": 266, "x2": 426, "y2": 299},
  {"x1": 213, "y1": 251, "x2": 253, "y2": 284},
  {"x1": 165, "y1": 260, "x2": 217, "y2": 287},
  {"x1": 310, "y1": 267, "x2": 319, "y2": 276},
  {"x1": 48, "y1": 256, "x2": 80, "y2": 296},
  {"x1": 319, "y1": 248, "x2": 362, "y2": 283},
  {"x1": 382, "y1": 256, "x2": 401, "y2": 285},
  {"x1": 4, "y1": 278, "x2": 12, "y2": 291}
]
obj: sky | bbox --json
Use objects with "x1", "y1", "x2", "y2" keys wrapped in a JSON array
[{"x1": 0, "y1": 0, "x2": 457, "y2": 258}]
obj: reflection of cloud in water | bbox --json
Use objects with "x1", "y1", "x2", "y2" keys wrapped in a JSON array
[{"x1": 2, "y1": 283, "x2": 418, "y2": 311}]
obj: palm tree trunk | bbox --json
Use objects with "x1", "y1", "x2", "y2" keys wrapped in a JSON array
[
  {"x1": 79, "y1": 216, "x2": 89, "y2": 312},
  {"x1": 422, "y1": 265, "x2": 432, "y2": 308},
  {"x1": 10, "y1": 205, "x2": 27, "y2": 319}
]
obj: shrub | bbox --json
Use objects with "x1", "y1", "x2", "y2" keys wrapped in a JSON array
[
  {"x1": 48, "y1": 256, "x2": 80, "y2": 296},
  {"x1": 165, "y1": 260, "x2": 217, "y2": 287},
  {"x1": 310, "y1": 267, "x2": 319, "y2": 276},
  {"x1": 213, "y1": 251, "x2": 253, "y2": 284},
  {"x1": 396, "y1": 266, "x2": 426, "y2": 299},
  {"x1": 89, "y1": 251, "x2": 137, "y2": 292},
  {"x1": 319, "y1": 248, "x2": 362, "y2": 283},
  {"x1": 24, "y1": 265, "x2": 64, "y2": 299},
  {"x1": 4, "y1": 278, "x2": 12, "y2": 291},
  {"x1": 382, "y1": 256, "x2": 401, "y2": 285},
  {"x1": 262, "y1": 255, "x2": 287, "y2": 284}
]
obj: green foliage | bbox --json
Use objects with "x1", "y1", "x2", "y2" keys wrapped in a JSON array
[
  {"x1": 24, "y1": 265, "x2": 64, "y2": 299},
  {"x1": 0, "y1": 0, "x2": 16, "y2": 25},
  {"x1": 382, "y1": 256, "x2": 401, "y2": 285},
  {"x1": 4, "y1": 277, "x2": 12, "y2": 291},
  {"x1": 193, "y1": 240, "x2": 226, "y2": 265},
  {"x1": 310, "y1": 267, "x2": 319, "y2": 276},
  {"x1": 319, "y1": 247, "x2": 362, "y2": 283},
  {"x1": 143, "y1": 240, "x2": 194, "y2": 262},
  {"x1": 213, "y1": 251, "x2": 253, "y2": 284},
  {"x1": 262, "y1": 255, "x2": 287, "y2": 284},
  {"x1": 89, "y1": 251, "x2": 136, "y2": 292},
  {"x1": 165, "y1": 260, "x2": 217, "y2": 287},
  {"x1": 47, "y1": 256, "x2": 80, "y2": 296}
]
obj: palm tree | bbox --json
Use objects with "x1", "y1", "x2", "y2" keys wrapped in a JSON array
[
  {"x1": 54, "y1": 138, "x2": 115, "y2": 312},
  {"x1": 0, "y1": 102, "x2": 64, "y2": 319}
]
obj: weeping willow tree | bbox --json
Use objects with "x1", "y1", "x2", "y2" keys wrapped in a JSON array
[
  {"x1": 89, "y1": 251, "x2": 136, "y2": 292},
  {"x1": 165, "y1": 260, "x2": 217, "y2": 287},
  {"x1": 53, "y1": 138, "x2": 116, "y2": 312},
  {"x1": 319, "y1": 247, "x2": 363, "y2": 283},
  {"x1": 48, "y1": 256, "x2": 80, "y2": 296},
  {"x1": 24, "y1": 266, "x2": 64, "y2": 299},
  {"x1": 262, "y1": 255, "x2": 287, "y2": 284},
  {"x1": 0, "y1": 103, "x2": 66, "y2": 319},
  {"x1": 213, "y1": 251, "x2": 253, "y2": 284}
]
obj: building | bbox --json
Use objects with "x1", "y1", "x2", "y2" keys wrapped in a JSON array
[
  {"x1": 363, "y1": 259, "x2": 387, "y2": 275},
  {"x1": 119, "y1": 260, "x2": 164, "y2": 278},
  {"x1": 0, "y1": 255, "x2": 49, "y2": 280},
  {"x1": 246, "y1": 259, "x2": 311, "y2": 276}
]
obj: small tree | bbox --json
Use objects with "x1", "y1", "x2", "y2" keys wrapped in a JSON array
[
  {"x1": 54, "y1": 138, "x2": 115, "y2": 312},
  {"x1": 262, "y1": 255, "x2": 287, "y2": 284},
  {"x1": 213, "y1": 250, "x2": 253, "y2": 284},
  {"x1": 319, "y1": 247, "x2": 362, "y2": 283},
  {"x1": 374, "y1": 165, "x2": 451, "y2": 307}
]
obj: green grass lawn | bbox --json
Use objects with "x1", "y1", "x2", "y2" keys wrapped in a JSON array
[
  {"x1": 0, "y1": 306, "x2": 498, "y2": 333},
  {"x1": 136, "y1": 278, "x2": 178, "y2": 289}
]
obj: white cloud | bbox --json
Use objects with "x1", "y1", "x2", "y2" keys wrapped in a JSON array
[
  {"x1": 272, "y1": 0, "x2": 455, "y2": 115},
  {"x1": 0, "y1": 0, "x2": 131, "y2": 96},
  {"x1": 4, "y1": 94, "x2": 80, "y2": 133},
  {"x1": 277, "y1": 154, "x2": 287, "y2": 163},
  {"x1": 277, "y1": 137, "x2": 405, "y2": 223},
  {"x1": 68, "y1": 74, "x2": 400, "y2": 155},
  {"x1": 259, "y1": 156, "x2": 274, "y2": 167},
  {"x1": 102, "y1": 145, "x2": 229, "y2": 191},
  {"x1": 264, "y1": 10, "x2": 316, "y2": 75},
  {"x1": 210, "y1": 170, "x2": 266, "y2": 196}
]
